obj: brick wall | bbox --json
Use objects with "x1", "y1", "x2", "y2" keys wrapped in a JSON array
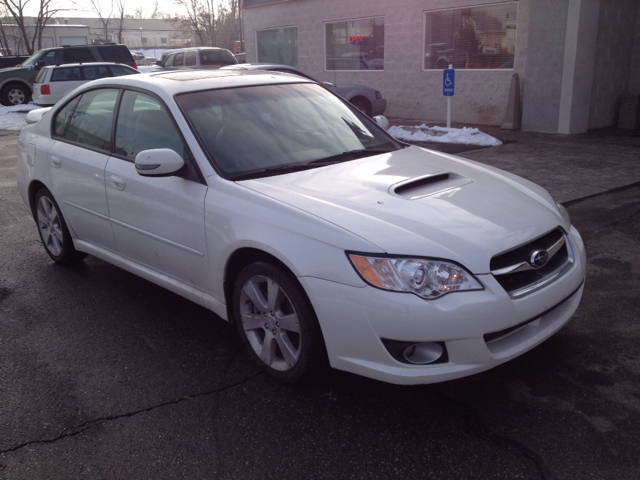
[
  {"x1": 243, "y1": 0, "x2": 528, "y2": 126},
  {"x1": 588, "y1": 0, "x2": 639, "y2": 129}
]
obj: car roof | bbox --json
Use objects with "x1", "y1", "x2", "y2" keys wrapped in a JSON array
[
  {"x1": 72, "y1": 69, "x2": 314, "y2": 97},
  {"x1": 42, "y1": 62, "x2": 136, "y2": 69},
  {"x1": 166, "y1": 47, "x2": 232, "y2": 53}
]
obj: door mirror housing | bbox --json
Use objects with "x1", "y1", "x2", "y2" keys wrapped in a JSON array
[{"x1": 134, "y1": 148, "x2": 185, "y2": 176}]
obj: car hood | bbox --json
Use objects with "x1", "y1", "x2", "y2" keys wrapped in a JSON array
[
  {"x1": 0, "y1": 65, "x2": 27, "y2": 73},
  {"x1": 239, "y1": 146, "x2": 563, "y2": 273},
  {"x1": 330, "y1": 82, "x2": 371, "y2": 91}
]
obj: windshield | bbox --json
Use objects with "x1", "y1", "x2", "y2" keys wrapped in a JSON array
[
  {"x1": 19, "y1": 51, "x2": 45, "y2": 67},
  {"x1": 177, "y1": 83, "x2": 398, "y2": 179}
]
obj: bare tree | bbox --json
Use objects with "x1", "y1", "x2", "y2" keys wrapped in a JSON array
[
  {"x1": 89, "y1": 0, "x2": 114, "y2": 43},
  {"x1": 173, "y1": 0, "x2": 216, "y2": 47},
  {"x1": 114, "y1": 0, "x2": 125, "y2": 43},
  {"x1": 1, "y1": 0, "x2": 63, "y2": 54}
]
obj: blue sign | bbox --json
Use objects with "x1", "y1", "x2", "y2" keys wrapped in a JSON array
[{"x1": 443, "y1": 69, "x2": 455, "y2": 96}]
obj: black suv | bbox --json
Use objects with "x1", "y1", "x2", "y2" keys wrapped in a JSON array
[{"x1": 0, "y1": 44, "x2": 136, "y2": 105}]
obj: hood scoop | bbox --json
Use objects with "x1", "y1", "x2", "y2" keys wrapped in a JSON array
[{"x1": 390, "y1": 172, "x2": 473, "y2": 200}]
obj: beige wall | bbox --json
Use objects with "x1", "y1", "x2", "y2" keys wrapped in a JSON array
[{"x1": 243, "y1": 0, "x2": 528, "y2": 126}]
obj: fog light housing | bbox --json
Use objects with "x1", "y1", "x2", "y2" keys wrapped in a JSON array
[{"x1": 381, "y1": 339, "x2": 448, "y2": 365}]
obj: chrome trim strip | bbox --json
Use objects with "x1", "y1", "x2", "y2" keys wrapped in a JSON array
[
  {"x1": 491, "y1": 236, "x2": 566, "y2": 276},
  {"x1": 509, "y1": 238, "x2": 575, "y2": 298}
]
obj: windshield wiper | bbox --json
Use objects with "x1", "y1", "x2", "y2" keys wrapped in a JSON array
[
  {"x1": 231, "y1": 146, "x2": 396, "y2": 181},
  {"x1": 231, "y1": 163, "x2": 318, "y2": 181},
  {"x1": 307, "y1": 147, "x2": 395, "y2": 165}
]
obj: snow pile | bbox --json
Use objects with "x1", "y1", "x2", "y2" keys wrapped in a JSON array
[
  {"x1": 389, "y1": 124, "x2": 502, "y2": 147},
  {"x1": 0, "y1": 104, "x2": 41, "y2": 131}
]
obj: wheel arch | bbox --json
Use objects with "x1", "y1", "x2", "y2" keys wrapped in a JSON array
[
  {"x1": 27, "y1": 180, "x2": 48, "y2": 218},
  {"x1": 224, "y1": 247, "x2": 310, "y2": 324},
  {"x1": 0, "y1": 78, "x2": 33, "y2": 95},
  {"x1": 349, "y1": 95, "x2": 372, "y2": 116}
]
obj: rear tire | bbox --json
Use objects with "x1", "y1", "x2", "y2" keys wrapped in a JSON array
[
  {"x1": 1, "y1": 83, "x2": 30, "y2": 106},
  {"x1": 34, "y1": 188, "x2": 86, "y2": 265},
  {"x1": 233, "y1": 262, "x2": 326, "y2": 383}
]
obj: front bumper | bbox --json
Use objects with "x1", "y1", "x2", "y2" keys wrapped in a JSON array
[{"x1": 300, "y1": 228, "x2": 586, "y2": 385}]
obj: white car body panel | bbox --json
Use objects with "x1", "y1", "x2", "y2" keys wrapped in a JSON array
[{"x1": 16, "y1": 71, "x2": 587, "y2": 385}]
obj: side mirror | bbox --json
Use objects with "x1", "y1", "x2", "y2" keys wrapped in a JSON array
[
  {"x1": 36, "y1": 60, "x2": 45, "y2": 68},
  {"x1": 134, "y1": 148, "x2": 184, "y2": 176},
  {"x1": 156, "y1": 60, "x2": 162, "y2": 66}
]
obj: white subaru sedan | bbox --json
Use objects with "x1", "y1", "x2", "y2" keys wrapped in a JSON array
[{"x1": 16, "y1": 70, "x2": 586, "y2": 384}]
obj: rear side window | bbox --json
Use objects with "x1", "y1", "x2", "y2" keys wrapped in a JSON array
[
  {"x1": 109, "y1": 65, "x2": 139, "y2": 77},
  {"x1": 201, "y1": 49, "x2": 237, "y2": 66},
  {"x1": 185, "y1": 51, "x2": 196, "y2": 66},
  {"x1": 63, "y1": 48, "x2": 95, "y2": 63},
  {"x1": 97, "y1": 45, "x2": 134, "y2": 64},
  {"x1": 83, "y1": 65, "x2": 111, "y2": 80},
  {"x1": 59, "y1": 89, "x2": 119, "y2": 152},
  {"x1": 174, "y1": 53, "x2": 185, "y2": 66},
  {"x1": 51, "y1": 67, "x2": 82, "y2": 82}
]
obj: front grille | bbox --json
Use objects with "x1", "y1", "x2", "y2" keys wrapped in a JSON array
[{"x1": 490, "y1": 228, "x2": 573, "y2": 298}]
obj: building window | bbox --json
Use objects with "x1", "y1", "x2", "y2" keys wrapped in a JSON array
[
  {"x1": 325, "y1": 17, "x2": 384, "y2": 71},
  {"x1": 256, "y1": 27, "x2": 298, "y2": 67},
  {"x1": 423, "y1": 3, "x2": 517, "y2": 70},
  {"x1": 161, "y1": 37, "x2": 168, "y2": 44}
]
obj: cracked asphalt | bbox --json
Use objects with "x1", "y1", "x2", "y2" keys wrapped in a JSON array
[{"x1": 1, "y1": 128, "x2": 640, "y2": 479}]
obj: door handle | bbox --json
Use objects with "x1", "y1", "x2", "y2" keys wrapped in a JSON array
[
  {"x1": 110, "y1": 175, "x2": 126, "y2": 190},
  {"x1": 51, "y1": 155, "x2": 61, "y2": 168}
]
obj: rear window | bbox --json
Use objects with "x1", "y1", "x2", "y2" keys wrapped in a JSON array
[
  {"x1": 97, "y1": 45, "x2": 134, "y2": 64},
  {"x1": 35, "y1": 67, "x2": 48, "y2": 83},
  {"x1": 83, "y1": 65, "x2": 111, "y2": 80},
  {"x1": 201, "y1": 49, "x2": 237, "y2": 66},
  {"x1": 51, "y1": 67, "x2": 82, "y2": 82}
]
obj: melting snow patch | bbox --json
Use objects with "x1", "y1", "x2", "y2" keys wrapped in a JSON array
[
  {"x1": 388, "y1": 124, "x2": 503, "y2": 147},
  {"x1": 0, "y1": 104, "x2": 41, "y2": 131}
]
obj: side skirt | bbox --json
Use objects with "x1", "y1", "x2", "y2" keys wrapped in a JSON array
[{"x1": 73, "y1": 239, "x2": 229, "y2": 321}]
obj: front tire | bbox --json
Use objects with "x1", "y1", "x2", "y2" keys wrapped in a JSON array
[
  {"x1": 233, "y1": 262, "x2": 325, "y2": 383},
  {"x1": 350, "y1": 98, "x2": 371, "y2": 117},
  {"x1": 2, "y1": 83, "x2": 30, "y2": 106},
  {"x1": 34, "y1": 188, "x2": 86, "y2": 265}
]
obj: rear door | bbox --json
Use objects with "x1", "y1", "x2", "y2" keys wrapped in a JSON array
[{"x1": 47, "y1": 88, "x2": 119, "y2": 250}]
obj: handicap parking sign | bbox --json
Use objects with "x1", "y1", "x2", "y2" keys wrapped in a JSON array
[{"x1": 443, "y1": 69, "x2": 455, "y2": 96}]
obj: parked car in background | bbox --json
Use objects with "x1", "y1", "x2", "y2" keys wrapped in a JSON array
[
  {"x1": 221, "y1": 63, "x2": 387, "y2": 116},
  {"x1": 139, "y1": 56, "x2": 158, "y2": 66},
  {"x1": 158, "y1": 47, "x2": 237, "y2": 70},
  {"x1": 32, "y1": 62, "x2": 140, "y2": 106},
  {"x1": 0, "y1": 55, "x2": 29, "y2": 69},
  {"x1": 17, "y1": 70, "x2": 585, "y2": 385},
  {"x1": 0, "y1": 44, "x2": 137, "y2": 105}
]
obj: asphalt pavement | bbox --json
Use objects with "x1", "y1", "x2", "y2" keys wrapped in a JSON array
[{"x1": 1, "y1": 125, "x2": 640, "y2": 479}]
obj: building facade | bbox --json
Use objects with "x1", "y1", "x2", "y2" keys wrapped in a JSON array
[{"x1": 242, "y1": 0, "x2": 640, "y2": 133}]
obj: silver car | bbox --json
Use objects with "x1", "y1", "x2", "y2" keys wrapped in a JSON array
[{"x1": 222, "y1": 63, "x2": 387, "y2": 116}]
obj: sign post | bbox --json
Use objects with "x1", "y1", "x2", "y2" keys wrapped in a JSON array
[{"x1": 443, "y1": 64, "x2": 455, "y2": 128}]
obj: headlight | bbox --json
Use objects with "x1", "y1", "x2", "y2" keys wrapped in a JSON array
[
  {"x1": 349, "y1": 254, "x2": 483, "y2": 299},
  {"x1": 556, "y1": 202, "x2": 571, "y2": 230}
]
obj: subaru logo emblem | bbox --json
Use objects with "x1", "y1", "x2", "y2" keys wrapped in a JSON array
[{"x1": 530, "y1": 250, "x2": 549, "y2": 267}]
